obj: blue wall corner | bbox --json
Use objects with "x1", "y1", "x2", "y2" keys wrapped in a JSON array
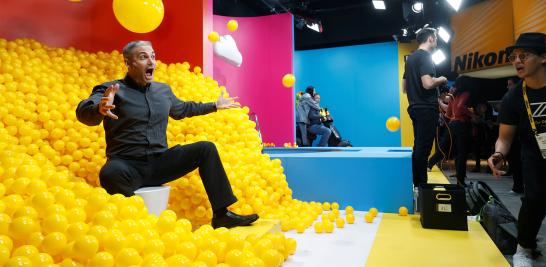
[{"x1": 294, "y1": 42, "x2": 401, "y2": 146}]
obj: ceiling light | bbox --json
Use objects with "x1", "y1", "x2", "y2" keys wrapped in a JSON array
[
  {"x1": 306, "y1": 21, "x2": 323, "y2": 33},
  {"x1": 372, "y1": 0, "x2": 386, "y2": 10},
  {"x1": 411, "y1": 2, "x2": 423, "y2": 13},
  {"x1": 446, "y1": 0, "x2": 462, "y2": 11},
  {"x1": 432, "y1": 50, "x2": 447, "y2": 65},
  {"x1": 438, "y1": 26, "x2": 451, "y2": 43}
]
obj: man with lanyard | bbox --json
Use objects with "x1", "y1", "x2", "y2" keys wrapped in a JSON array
[
  {"x1": 488, "y1": 32, "x2": 546, "y2": 267},
  {"x1": 403, "y1": 27, "x2": 448, "y2": 187}
]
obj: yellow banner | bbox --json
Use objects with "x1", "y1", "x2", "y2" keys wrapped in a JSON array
[
  {"x1": 451, "y1": 0, "x2": 514, "y2": 73},
  {"x1": 513, "y1": 0, "x2": 546, "y2": 38}
]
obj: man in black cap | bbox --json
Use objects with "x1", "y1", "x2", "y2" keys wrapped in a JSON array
[
  {"x1": 403, "y1": 27, "x2": 448, "y2": 187},
  {"x1": 488, "y1": 32, "x2": 546, "y2": 267}
]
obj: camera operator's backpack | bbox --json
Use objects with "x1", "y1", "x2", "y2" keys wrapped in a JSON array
[
  {"x1": 466, "y1": 181, "x2": 500, "y2": 215},
  {"x1": 479, "y1": 196, "x2": 518, "y2": 255},
  {"x1": 468, "y1": 181, "x2": 518, "y2": 255}
]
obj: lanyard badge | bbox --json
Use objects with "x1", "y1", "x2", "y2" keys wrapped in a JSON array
[{"x1": 522, "y1": 81, "x2": 546, "y2": 159}]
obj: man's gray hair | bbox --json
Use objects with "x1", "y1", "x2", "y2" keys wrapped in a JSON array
[{"x1": 122, "y1": 40, "x2": 152, "y2": 59}]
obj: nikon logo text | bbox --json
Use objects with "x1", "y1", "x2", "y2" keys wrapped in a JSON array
[{"x1": 453, "y1": 50, "x2": 510, "y2": 73}]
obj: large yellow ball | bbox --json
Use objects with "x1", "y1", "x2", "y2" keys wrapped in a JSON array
[
  {"x1": 282, "y1": 74, "x2": 296, "y2": 88},
  {"x1": 386, "y1": 116, "x2": 400, "y2": 132},
  {"x1": 113, "y1": 0, "x2": 165, "y2": 33},
  {"x1": 227, "y1": 20, "x2": 238, "y2": 32}
]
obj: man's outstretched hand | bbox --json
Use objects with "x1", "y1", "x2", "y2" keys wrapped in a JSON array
[
  {"x1": 216, "y1": 91, "x2": 240, "y2": 109},
  {"x1": 99, "y1": 83, "x2": 119, "y2": 119}
]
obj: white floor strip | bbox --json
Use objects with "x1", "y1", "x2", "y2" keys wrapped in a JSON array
[{"x1": 283, "y1": 211, "x2": 382, "y2": 267}]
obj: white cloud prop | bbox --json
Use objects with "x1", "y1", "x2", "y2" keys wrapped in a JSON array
[{"x1": 213, "y1": 34, "x2": 243, "y2": 67}]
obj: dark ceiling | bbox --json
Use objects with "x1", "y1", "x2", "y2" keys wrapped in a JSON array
[{"x1": 214, "y1": 0, "x2": 486, "y2": 50}]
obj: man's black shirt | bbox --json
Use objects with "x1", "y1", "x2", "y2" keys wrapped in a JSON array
[
  {"x1": 499, "y1": 83, "x2": 546, "y2": 163},
  {"x1": 76, "y1": 76, "x2": 217, "y2": 159},
  {"x1": 404, "y1": 49, "x2": 438, "y2": 109}
]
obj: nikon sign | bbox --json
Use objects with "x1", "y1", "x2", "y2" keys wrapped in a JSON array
[
  {"x1": 450, "y1": 0, "x2": 545, "y2": 74},
  {"x1": 453, "y1": 50, "x2": 511, "y2": 73},
  {"x1": 450, "y1": 0, "x2": 514, "y2": 73}
]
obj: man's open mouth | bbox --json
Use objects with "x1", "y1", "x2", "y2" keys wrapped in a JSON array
[{"x1": 145, "y1": 68, "x2": 154, "y2": 79}]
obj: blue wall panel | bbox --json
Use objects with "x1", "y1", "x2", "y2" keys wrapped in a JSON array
[
  {"x1": 294, "y1": 42, "x2": 401, "y2": 146},
  {"x1": 265, "y1": 147, "x2": 413, "y2": 213}
]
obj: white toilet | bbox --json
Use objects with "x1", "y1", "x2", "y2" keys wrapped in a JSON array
[{"x1": 134, "y1": 185, "x2": 171, "y2": 216}]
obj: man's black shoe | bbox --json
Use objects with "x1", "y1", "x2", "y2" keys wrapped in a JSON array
[{"x1": 211, "y1": 211, "x2": 259, "y2": 229}]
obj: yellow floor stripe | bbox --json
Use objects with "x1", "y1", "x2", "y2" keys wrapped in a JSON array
[
  {"x1": 229, "y1": 219, "x2": 281, "y2": 238},
  {"x1": 365, "y1": 167, "x2": 508, "y2": 266},
  {"x1": 428, "y1": 166, "x2": 450, "y2": 184},
  {"x1": 365, "y1": 214, "x2": 509, "y2": 266}
]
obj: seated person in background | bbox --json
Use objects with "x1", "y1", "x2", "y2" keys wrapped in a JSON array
[
  {"x1": 308, "y1": 94, "x2": 331, "y2": 147},
  {"x1": 296, "y1": 86, "x2": 320, "y2": 146},
  {"x1": 76, "y1": 40, "x2": 258, "y2": 229}
]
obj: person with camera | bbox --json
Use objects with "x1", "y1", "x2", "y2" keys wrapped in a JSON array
[
  {"x1": 488, "y1": 32, "x2": 546, "y2": 267},
  {"x1": 403, "y1": 27, "x2": 448, "y2": 187}
]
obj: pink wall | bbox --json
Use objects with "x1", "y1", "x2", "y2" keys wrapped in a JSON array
[{"x1": 213, "y1": 14, "x2": 294, "y2": 146}]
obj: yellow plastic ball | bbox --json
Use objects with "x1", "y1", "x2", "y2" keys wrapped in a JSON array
[
  {"x1": 0, "y1": 245, "x2": 10, "y2": 266},
  {"x1": 369, "y1": 207, "x2": 378, "y2": 217},
  {"x1": 345, "y1": 205, "x2": 354, "y2": 215},
  {"x1": 323, "y1": 221, "x2": 334, "y2": 233},
  {"x1": 9, "y1": 216, "x2": 39, "y2": 240},
  {"x1": 281, "y1": 74, "x2": 296, "y2": 88},
  {"x1": 335, "y1": 218, "x2": 345, "y2": 228},
  {"x1": 285, "y1": 238, "x2": 297, "y2": 255},
  {"x1": 115, "y1": 248, "x2": 142, "y2": 266},
  {"x1": 165, "y1": 254, "x2": 190, "y2": 266},
  {"x1": 386, "y1": 116, "x2": 401, "y2": 132},
  {"x1": 364, "y1": 213, "x2": 374, "y2": 223},
  {"x1": 399, "y1": 206, "x2": 409, "y2": 216},
  {"x1": 4, "y1": 256, "x2": 33, "y2": 267},
  {"x1": 41, "y1": 232, "x2": 67, "y2": 256},
  {"x1": 225, "y1": 249, "x2": 243, "y2": 266},
  {"x1": 0, "y1": 235, "x2": 13, "y2": 251},
  {"x1": 112, "y1": 0, "x2": 165, "y2": 33},
  {"x1": 322, "y1": 202, "x2": 331, "y2": 211},
  {"x1": 196, "y1": 250, "x2": 217, "y2": 266},
  {"x1": 346, "y1": 214, "x2": 355, "y2": 224},
  {"x1": 72, "y1": 235, "x2": 99, "y2": 261},
  {"x1": 227, "y1": 20, "x2": 239, "y2": 32},
  {"x1": 88, "y1": 252, "x2": 114, "y2": 267},
  {"x1": 313, "y1": 222, "x2": 324, "y2": 233},
  {"x1": 208, "y1": 32, "x2": 220, "y2": 43}
]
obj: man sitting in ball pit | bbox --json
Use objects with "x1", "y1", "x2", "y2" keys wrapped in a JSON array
[{"x1": 76, "y1": 40, "x2": 258, "y2": 229}]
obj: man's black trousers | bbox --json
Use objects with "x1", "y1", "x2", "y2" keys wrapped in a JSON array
[
  {"x1": 518, "y1": 158, "x2": 546, "y2": 250},
  {"x1": 408, "y1": 107, "x2": 438, "y2": 186},
  {"x1": 450, "y1": 120, "x2": 471, "y2": 183},
  {"x1": 99, "y1": 141, "x2": 237, "y2": 211}
]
